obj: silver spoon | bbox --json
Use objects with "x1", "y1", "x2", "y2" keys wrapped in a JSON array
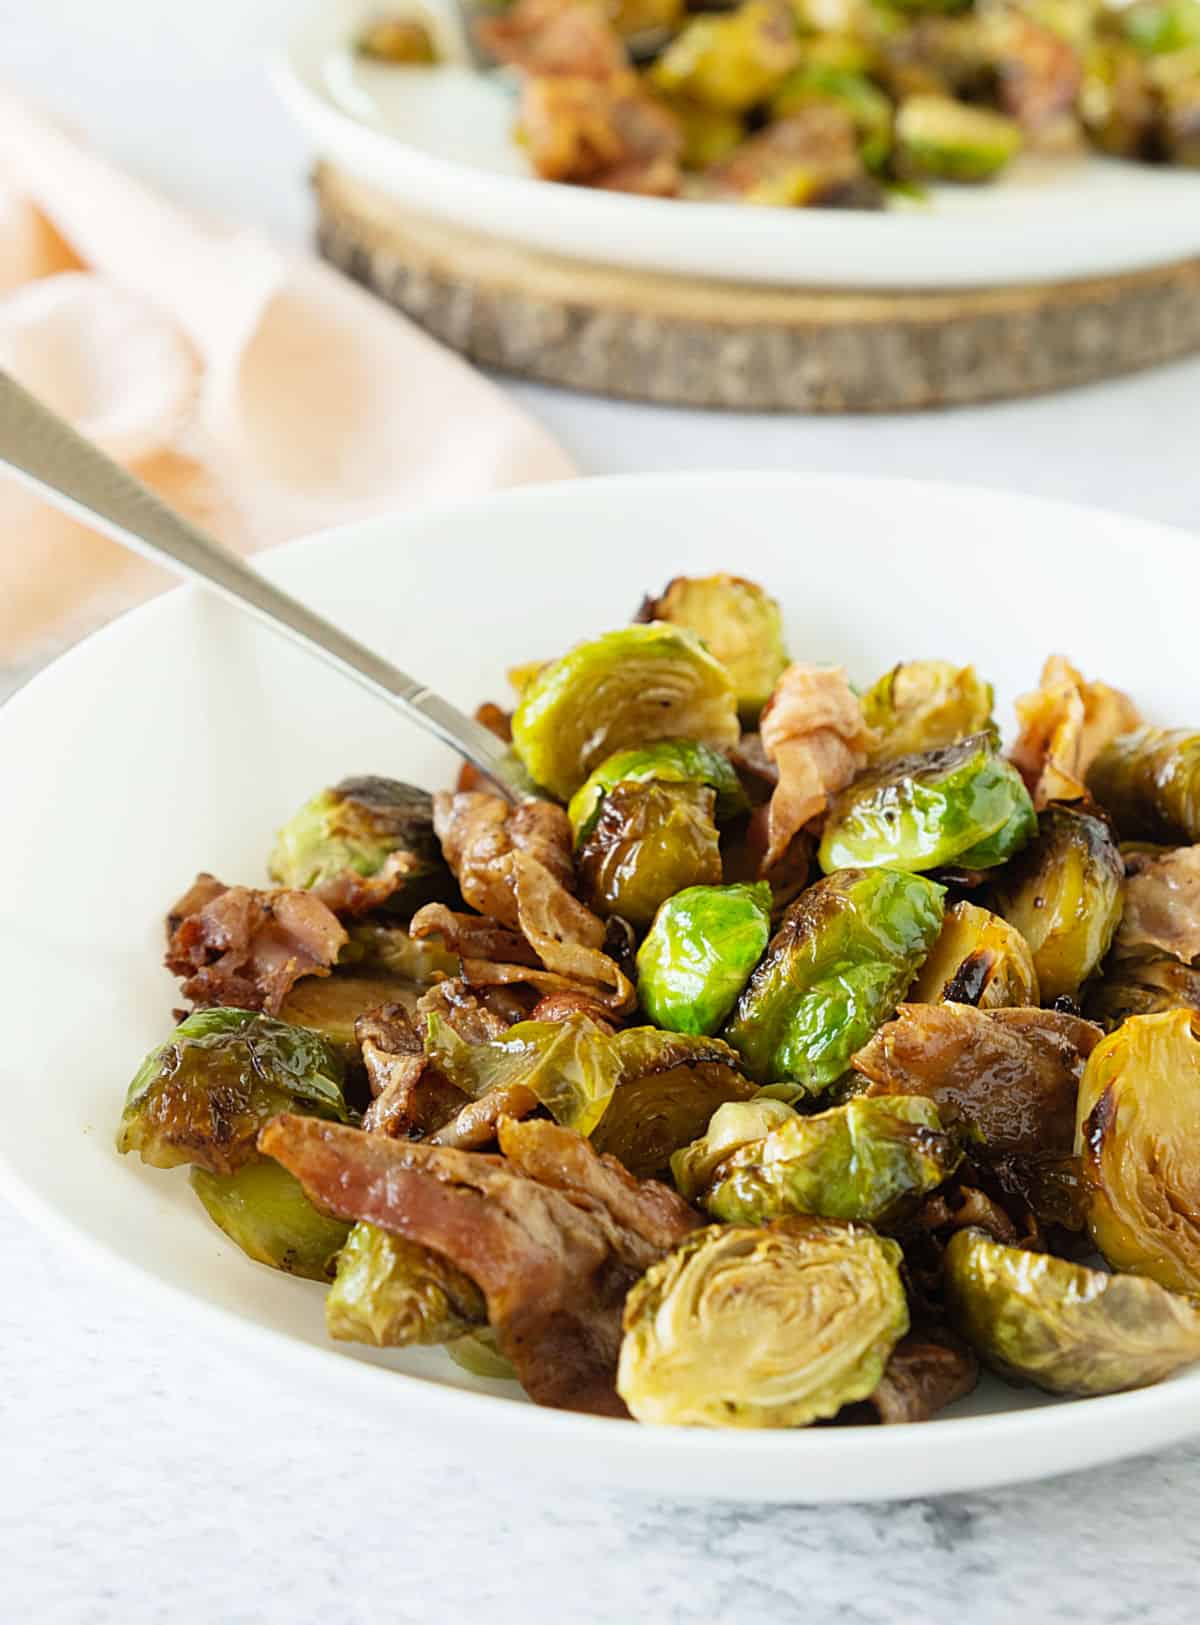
[{"x1": 0, "y1": 369, "x2": 526, "y2": 800}]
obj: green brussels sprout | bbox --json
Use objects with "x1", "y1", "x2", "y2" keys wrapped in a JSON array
[
  {"x1": 1079, "y1": 40, "x2": 1159, "y2": 155},
  {"x1": 675, "y1": 1095, "x2": 960, "y2": 1227},
  {"x1": 1119, "y1": 0, "x2": 1200, "y2": 54},
  {"x1": 636, "y1": 573, "x2": 789, "y2": 721},
  {"x1": 908, "y1": 900, "x2": 1040, "y2": 1009},
  {"x1": 326, "y1": 1221, "x2": 486, "y2": 1347},
  {"x1": 661, "y1": 95, "x2": 746, "y2": 168},
  {"x1": 116, "y1": 1009, "x2": 352, "y2": 1175},
  {"x1": 636, "y1": 882, "x2": 773, "y2": 1036},
  {"x1": 1076, "y1": 1009, "x2": 1200, "y2": 1294},
  {"x1": 268, "y1": 776, "x2": 455, "y2": 915},
  {"x1": 722, "y1": 867, "x2": 946, "y2": 1091},
  {"x1": 769, "y1": 65, "x2": 894, "y2": 170},
  {"x1": 990, "y1": 804, "x2": 1124, "y2": 1002},
  {"x1": 567, "y1": 739, "x2": 747, "y2": 846},
  {"x1": 1088, "y1": 727, "x2": 1200, "y2": 844},
  {"x1": 945, "y1": 1228, "x2": 1200, "y2": 1396},
  {"x1": 670, "y1": 1096, "x2": 801, "y2": 1199},
  {"x1": 190, "y1": 1161, "x2": 351, "y2": 1281},
  {"x1": 511, "y1": 624, "x2": 739, "y2": 801},
  {"x1": 1086, "y1": 954, "x2": 1200, "y2": 1029},
  {"x1": 577, "y1": 780, "x2": 722, "y2": 928},
  {"x1": 895, "y1": 94, "x2": 1023, "y2": 180},
  {"x1": 617, "y1": 1217, "x2": 909, "y2": 1427},
  {"x1": 447, "y1": 1329, "x2": 518, "y2": 1381},
  {"x1": 277, "y1": 972, "x2": 419, "y2": 1066},
  {"x1": 649, "y1": 2, "x2": 803, "y2": 114},
  {"x1": 818, "y1": 735, "x2": 1036, "y2": 876},
  {"x1": 861, "y1": 661, "x2": 996, "y2": 764},
  {"x1": 342, "y1": 921, "x2": 460, "y2": 983}
]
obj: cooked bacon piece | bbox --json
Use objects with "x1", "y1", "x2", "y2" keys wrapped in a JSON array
[
  {"x1": 520, "y1": 73, "x2": 683, "y2": 194},
  {"x1": 259, "y1": 1113, "x2": 700, "y2": 1414},
  {"x1": 704, "y1": 108, "x2": 868, "y2": 206},
  {"x1": 510, "y1": 851, "x2": 633, "y2": 1008},
  {"x1": 166, "y1": 872, "x2": 228, "y2": 937},
  {"x1": 477, "y1": 0, "x2": 627, "y2": 78},
  {"x1": 416, "y1": 978, "x2": 537, "y2": 1043},
  {"x1": 359, "y1": 1004, "x2": 466, "y2": 1139},
  {"x1": 759, "y1": 664, "x2": 876, "y2": 871},
  {"x1": 430, "y1": 1083, "x2": 542, "y2": 1150},
  {"x1": 866, "y1": 1328, "x2": 979, "y2": 1425},
  {"x1": 1010, "y1": 655, "x2": 1140, "y2": 810},
  {"x1": 990, "y1": 13, "x2": 1082, "y2": 133},
  {"x1": 165, "y1": 878, "x2": 347, "y2": 1015},
  {"x1": 915, "y1": 1183, "x2": 1024, "y2": 1248},
  {"x1": 409, "y1": 901, "x2": 541, "y2": 967},
  {"x1": 528, "y1": 990, "x2": 617, "y2": 1028},
  {"x1": 433, "y1": 791, "x2": 575, "y2": 923},
  {"x1": 311, "y1": 849, "x2": 423, "y2": 919},
  {"x1": 1117, "y1": 846, "x2": 1200, "y2": 964}
]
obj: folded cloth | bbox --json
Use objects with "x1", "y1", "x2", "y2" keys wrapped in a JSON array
[{"x1": 0, "y1": 93, "x2": 575, "y2": 668}]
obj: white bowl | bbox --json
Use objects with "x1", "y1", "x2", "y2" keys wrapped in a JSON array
[
  {"x1": 272, "y1": 0, "x2": 1200, "y2": 289},
  {"x1": 4, "y1": 472, "x2": 1198, "y2": 1502}
]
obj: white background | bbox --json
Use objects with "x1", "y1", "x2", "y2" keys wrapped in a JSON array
[{"x1": 4, "y1": 3, "x2": 1200, "y2": 1621}]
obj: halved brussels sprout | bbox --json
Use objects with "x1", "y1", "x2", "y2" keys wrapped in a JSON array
[
  {"x1": 861, "y1": 661, "x2": 996, "y2": 764},
  {"x1": 190, "y1": 1161, "x2": 351, "y2": 1281},
  {"x1": 769, "y1": 65, "x2": 894, "y2": 170},
  {"x1": 116, "y1": 1009, "x2": 351, "y2": 1175},
  {"x1": 342, "y1": 921, "x2": 461, "y2": 983},
  {"x1": 670, "y1": 1096, "x2": 800, "y2": 1198},
  {"x1": 722, "y1": 867, "x2": 946, "y2": 1090},
  {"x1": 511, "y1": 624, "x2": 739, "y2": 801},
  {"x1": 325, "y1": 1221, "x2": 486, "y2": 1347},
  {"x1": 577, "y1": 781, "x2": 722, "y2": 928},
  {"x1": 617, "y1": 1217, "x2": 909, "y2": 1427},
  {"x1": 567, "y1": 739, "x2": 747, "y2": 846},
  {"x1": 649, "y1": 2, "x2": 803, "y2": 113},
  {"x1": 637, "y1": 881, "x2": 773, "y2": 1036},
  {"x1": 268, "y1": 776, "x2": 455, "y2": 915},
  {"x1": 1076, "y1": 1009, "x2": 1200, "y2": 1293},
  {"x1": 945, "y1": 1228, "x2": 1200, "y2": 1395},
  {"x1": 1086, "y1": 954, "x2": 1200, "y2": 1029},
  {"x1": 895, "y1": 94, "x2": 1023, "y2": 180},
  {"x1": 990, "y1": 804, "x2": 1124, "y2": 1002},
  {"x1": 1088, "y1": 727, "x2": 1200, "y2": 845},
  {"x1": 908, "y1": 900, "x2": 1040, "y2": 1009},
  {"x1": 277, "y1": 972, "x2": 417, "y2": 1065},
  {"x1": 636, "y1": 573, "x2": 789, "y2": 721},
  {"x1": 675, "y1": 1095, "x2": 960, "y2": 1228},
  {"x1": 663, "y1": 96, "x2": 746, "y2": 168},
  {"x1": 818, "y1": 735, "x2": 1036, "y2": 876}
]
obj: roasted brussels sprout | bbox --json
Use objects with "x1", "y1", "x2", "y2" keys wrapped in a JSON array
[
  {"x1": 511, "y1": 624, "x2": 739, "y2": 800},
  {"x1": 446, "y1": 1329, "x2": 518, "y2": 1381},
  {"x1": 908, "y1": 900, "x2": 1040, "y2": 1009},
  {"x1": 1118, "y1": 0, "x2": 1200, "y2": 54},
  {"x1": 268, "y1": 776, "x2": 455, "y2": 916},
  {"x1": 861, "y1": 661, "x2": 996, "y2": 764},
  {"x1": 819, "y1": 735, "x2": 1035, "y2": 876},
  {"x1": 895, "y1": 94, "x2": 1023, "y2": 179},
  {"x1": 567, "y1": 738, "x2": 746, "y2": 845},
  {"x1": 1087, "y1": 726, "x2": 1200, "y2": 844},
  {"x1": 342, "y1": 921, "x2": 460, "y2": 983},
  {"x1": 577, "y1": 781, "x2": 723, "y2": 927},
  {"x1": 674, "y1": 1095, "x2": 960, "y2": 1227},
  {"x1": 356, "y1": 16, "x2": 438, "y2": 63},
  {"x1": 617, "y1": 1217, "x2": 909, "y2": 1427},
  {"x1": 190, "y1": 1161, "x2": 351, "y2": 1281},
  {"x1": 649, "y1": 1, "x2": 803, "y2": 113},
  {"x1": 636, "y1": 881, "x2": 773, "y2": 1035},
  {"x1": 1086, "y1": 954, "x2": 1200, "y2": 1028},
  {"x1": 277, "y1": 972, "x2": 419, "y2": 1065},
  {"x1": 663, "y1": 97, "x2": 746, "y2": 168},
  {"x1": 990, "y1": 804, "x2": 1124, "y2": 1002},
  {"x1": 769, "y1": 64, "x2": 894, "y2": 168},
  {"x1": 670, "y1": 1096, "x2": 800, "y2": 1197},
  {"x1": 1079, "y1": 39, "x2": 1159, "y2": 155},
  {"x1": 636, "y1": 573, "x2": 789, "y2": 721},
  {"x1": 945, "y1": 1228, "x2": 1200, "y2": 1395},
  {"x1": 1076, "y1": 1009, "x2": 1200, "y2": 1293},
  {"x1": 116, "y1": 1009, "x2": 352, "y2": 1175},
  {"x1": 325, "y1": 1221, "x2": 486, "y2": 1347},
  {"x1": 722, "y1": 867, "x2": 946, "y2": 1090}
]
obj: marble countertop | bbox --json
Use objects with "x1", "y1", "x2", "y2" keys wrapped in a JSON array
[{"x1": 6, "y1": 4, "x2": 1200, "y2": 1620}]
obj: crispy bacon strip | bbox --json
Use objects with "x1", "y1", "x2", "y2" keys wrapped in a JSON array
[
  {"x1": 359, "y1": 1004, "x2": 466, "y2": 1139},
  {"x1": 520, "y1": 73, "x2": 683, "y2": 194},
  {"x1": 1117, "y1": 846, "x2": 1200, "y2": 964},
  {"x1": 477, "y1": 0, "x2": 626, "y2": 78},
  {"x1": 759, "y1": 664, "x2": 875, "y2": 871},
  {"x1": 1010, "y1": 655, "x2": 1140, "y2": 810}
]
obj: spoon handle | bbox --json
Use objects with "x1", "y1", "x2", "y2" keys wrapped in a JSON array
[{"x1": 0, "y1": 370, "x2": 521, "y2": 797}]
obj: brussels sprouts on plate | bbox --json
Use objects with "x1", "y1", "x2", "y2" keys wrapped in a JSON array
[
  {"x1": 861, "y1": 660, "x2": 996, "y2": 763},
  {"x1": 1087, "y1": 726, "x2": 1200, "y2": 844}
]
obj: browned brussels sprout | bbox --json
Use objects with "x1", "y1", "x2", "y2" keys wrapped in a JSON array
[
  {"x1": 1086, "y1": 955, "x2": 1200, "y2": 1029},
  {"x1": 945, "y1": 1228, "x2": 1200, "y2": 1396},
  {"x1": 617, "y1": 1217, "x2": 909, "y2": 1426},
  {"x1": 277, "y1": 972, "x2": 420, "y2": 1066},
  {"x1": 1088, "y1": 727, "x2": 1200, "y2": 844},
  {"x1": 636, "y1": 573, "x2": 789, "y2": 721},
  {"x1": 325, "y1": 1221, "x2": 486, "y2": 1347},
  {"x1": 568, "y1": 739, "x2": 747, "y2": 846},
  {"x1": 861, "y1": 660, "x2": 996, "y2": 763},
  {"x1": 769, "y1": 63, "x2": 895, "y2": 171},
  {"x1": 649, "y1": 1, "x2": 803, "y2": 113},
  {"x1": 116, "y1": 1009, "x2": 352, "y2": 1175},
  {"x1": 908, "y1": 901, "x2": 1040, "y2": 1009},
  {"x1": 577, "y1": 780, "x2": 722, "y2": 927},
  {"x1": 190, "y1": 1161, "x2": 351, "y2": 1282},
  {"x1": 341, "y1": 921, "x2": 460, "y2": 983},
  {"x1": 670, "y1": 1096, "x2": 799, "y2": 1198},
  {"x1": 722, "y1": 868, "x2": 946, "y2": 1092},
  {"x1": 1076, "y1": 1009, "x2": 1200, "y2": 1293},
  {"x1": 895, "y1": 95, "x2": 1023, "y2": 180},
  {"x1": 356, "y1": 15, "x2": 438, "y2": 62},
  {"x1": 1080, "y1": 40, "x2": 1159, "y2": 154},
  {"x1": 990, "y1": 803, "x2": 1124, "y2": 1002},
  {"x1": 1086, "y1": 845, "x2": 1200, "y2": 1027}
]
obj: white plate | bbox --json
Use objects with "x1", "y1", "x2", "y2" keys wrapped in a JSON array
[
  {"x1": 273, "y1": 0, "x2": 1200, "y2": 289},
  {"x1": 4, "y1": 472, "x2": 1199, "y2": 1503}
]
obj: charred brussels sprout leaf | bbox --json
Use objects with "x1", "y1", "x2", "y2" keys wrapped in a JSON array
[
  {"x1": 722, "y1": 867, "x2": 945, "y2": 1091},
  {"x1": 637, "y1": 881, "x2": 773, "y2": 1036},
  {"x1": 990, "y1": 804, "x2": 1124, "y2": 1002},
  {"x1": 190, "y1": 1161, "x2": 351, "y2": 1281},
  {"x1": 511, "y1": 624, "x2": 738, "y2": 801},
  {"x1": 895, "y1": 95, "x2": 1023, "y2": 180},
  {"x1": 909, "y1": 900, "x2": 1040, "y2": 1009},
  {"x1": 818, "y1": 735, "x2": 1035, "y2": 876},
  {"x1": 617, "y1": 1217, "x2": 909, "y2": 1427},
  {"x1": 326, "y1": 1221, "x2": 486, "y2": 1347},
  {"x1": 577, "y1": 781, "x2": 722, "y2": 928},
  {"x1": 945, "y1": 1229, "x2": 1200, "y2": 1396},
  {"x1": 861, "y1": 661, "x2": 996, "y2": 763},
  {"x1": 567, "y1": 739, "x2": 747, "y2": 846},
  {"x1": 677, "y1": 1095, "x2": 960, "y2": 1227},
  {"x1": 269, "y1": 776, "x2": 455, "y2": 915},
  {"x1": 637, "y1": 573, "x2": 789, "y2": 720},
  {"x1": 117, "y1": 1009, "x2": 351, "y2": 1175},
  {"x1": 1076, "y1": 1009, "x2": 1200, "y2": 1293},
  {"x1": 1087, "y1": 727, "x2": 1200, "y2": 844}
]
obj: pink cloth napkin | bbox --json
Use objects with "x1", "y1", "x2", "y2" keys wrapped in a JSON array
[{"x1": 0, "y1": 95, "x2": 576, "y2": 667}]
